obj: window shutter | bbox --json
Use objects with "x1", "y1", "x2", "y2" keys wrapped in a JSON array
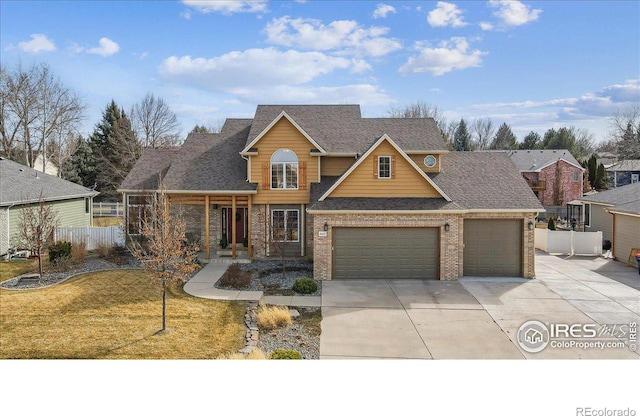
[
  {"x1": 391, "y1": 155, "x2": 396, "y2": 179},
  {"x1": 299, "y1": 161, "x2": 307, "y2": 190},
  {"x1": 373, "y1": 155, "x2": 379, "y2": 178},
  {"x1": 262, "y1": 162, "x2": 269, "y2": 190}
]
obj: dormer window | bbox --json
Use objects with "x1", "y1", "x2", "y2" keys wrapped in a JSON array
[
  {"x1": 271, "y1": 149, "x2": 298, "y2": 189},
  {"x1": 378, "y1": 156, "x2": 391, "y2": 179}
]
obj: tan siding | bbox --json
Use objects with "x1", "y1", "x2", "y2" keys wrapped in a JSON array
[
  {"x1": 330, "y1": 140, "x2": 441, "y2": 198},
  {"x1": 613, "y1": 214, "x2": 640, "y2": 263},
  {"x1": 248, "y1": 118, "x2": 319, "y2": 204},
  {"x1": 409, "y1": 154, "x2": 441, "y2": 173},
  {"x1": 321, "y1": 156, "x2": 356, "y2": 176},
  {"x1": 587, "y1": 203, "x2": 613, "y2": 243}
]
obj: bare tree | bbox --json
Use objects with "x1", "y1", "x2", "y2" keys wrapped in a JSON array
[
  {"x1": 130, "y1": 93, "x2": 181, "y2": 148},
  {"x1": 0, "y1": 63, "x2": 84, "y2": 168},
  {"x1": 609, "y1": 106, "x2": 640, "y2": 160},
  {"x1": 387, "y1": 100, "x2": 449, "y2": 138},
  {"x1": 471, "y1": 118, "x2": 495, "y2": 150},
  {"x1": 129, "y1": 185, "x2": 199, "y2": 333},
  {"x1": 16, "y1": 192, "x2": 60, "y2": 277}
]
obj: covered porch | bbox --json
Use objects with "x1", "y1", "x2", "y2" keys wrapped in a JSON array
[{"x1": 168, "y1": 193, "x2": 254, "y2": 261}]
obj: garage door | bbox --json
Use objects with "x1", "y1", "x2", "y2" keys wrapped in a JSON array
[
  {"x1": 333, "y1": 228, "x2": 439, "y2": 279},
  {"x1": 463, "y1": 219, "x2": 522, "y2": 277}
]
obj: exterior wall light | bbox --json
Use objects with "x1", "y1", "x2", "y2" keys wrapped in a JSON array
[
  {"x1": 528, "y1": 221, "x2": 534, "y2": 230},
  {"x1": 323, "y1": 222, "x2": 329, "y2": 232},
  {"x1": 444, "y1": 222, "x2": 450, "y2": 232}
]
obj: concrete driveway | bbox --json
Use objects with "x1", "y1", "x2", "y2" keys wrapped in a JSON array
[{"x1": 320, "y1": 253, "x2": 640, "y2": 359}]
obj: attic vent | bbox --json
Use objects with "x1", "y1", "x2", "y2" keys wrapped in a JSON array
[{"x1": 532, "y1": 159, "x2": 537, "y2": 169}]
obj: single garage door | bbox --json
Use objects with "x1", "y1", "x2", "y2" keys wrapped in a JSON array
[
  {"x1": 463, "y1": 219, "x2": 522, "y2": 277},
  {"x1": 333, "y1": 227, "x2": 439, "y2": 279}
]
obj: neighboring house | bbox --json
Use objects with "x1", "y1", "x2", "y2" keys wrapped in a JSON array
[
  {"x1": 32, "y1": 154, "x2": 59, "y2": 177},
  {"x1": 606, "y1": 160, "x2": 640, "y2": 188},
  {"x1": 508, "y1": 149, "x2": 585, "y2": 209},
  {"x1": 120, "y1": 105, "x2": 543, "y2": 280},
  {"x1": 0, "y1": 157, "x2": 98, "y2": 256},
  {"x1": 578, "y1": 182, "x2": 640, "y2": 260}
]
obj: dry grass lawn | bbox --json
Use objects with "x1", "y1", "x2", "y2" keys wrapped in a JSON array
[
  {"x1": 93, "y1": 216, "x2": 123, "y2": 227},
  {"x1": 0, "y1": 259, "x2": 38, "y2": 282},
  {"x1": 0, "y1": 269, "x2": 246, "y2": 359}
]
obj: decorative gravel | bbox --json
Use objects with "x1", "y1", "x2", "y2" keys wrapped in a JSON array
[
  {"x1": 216, "y1": 259, "x2": 321, "y2": 296},
  {"x1": 1, "y1": 256, "x2": 141, "y2": 290},
  {"x1": 257, "y1": 307, "x2": 321, "y2": 360}
]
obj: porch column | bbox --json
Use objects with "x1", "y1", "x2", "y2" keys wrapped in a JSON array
[
  {"x1": 205, "y1": 195, "x2": 210, "y2": 260},
  {"x1": 232, "y1": 195, "x2": 237, "y2": 259},
  {"x1": 247, "y1": 196, "x2": 253, "y2": 259}
]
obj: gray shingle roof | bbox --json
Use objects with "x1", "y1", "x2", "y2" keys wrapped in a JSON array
[
  {"x1": 607, "y1": 199, "x2": 640, "y2": 215},
  {"x1": 0, "y1": 157, "x2": 97, "y2": 206},
  {"x1": 580, "y1": 182, "x2": 640, "y2": 206},
  {"x1": 162, "y1": 119, "x2": 256, "y2": 192},
  {"x1": 118, "y1": 147, "x2": 179, "y2": 191},
  {"x1": 507, "y1": 149, "x2": 583, "y2": 172},
  {"x1": 309, "y1": 152, "x2": 543, "y2": 212},
  {"x1": 246, "y1": 105, "x2": 448, "y2": 154},
  {"x1": 607, "y1": 159, "x2": 640, "y2": 171}
]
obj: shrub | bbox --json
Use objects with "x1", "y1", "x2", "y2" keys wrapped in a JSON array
[
  {"x1": 256, "y1": 305, "x2": 292, "y2": 330},
  {"x1": 71, "y1": 240, "x2": 88, "y2": 265},
  {"x1": 218, "y1": 265, "x2": 251, "y2": 289},
  {"x1": 547, "y1": 217, "x2": 556, "y2": 230},
  {"x1": 292, "y1": 277, "x2": 318, "y2": 294},
  {"x1": 269, "y1": 349, "x2": 302, "y2": 360},
  {"x1": 218, "y1": 349, "x2": 268, "y2": 360},
  {"x1": 95, "y1": 243, "x2": 114, "y2": 258},
  {"x1": 49, "y1": 241, "x2": 72, "y2": 263}
]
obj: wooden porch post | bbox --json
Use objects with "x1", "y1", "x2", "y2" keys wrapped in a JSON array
[
  {"x1": 232, "y1": 195, "x2": 237, "y2": 259},
  {"x1": 205, "y1": 195, "x2": 210, "y2": 260},
  {"x1": 247, "y1": 196, "x2": 253, "y2": 259}
]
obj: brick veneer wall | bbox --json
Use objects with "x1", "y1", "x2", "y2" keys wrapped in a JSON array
[
  {"x1": 311, "y1": 211, "x2": 537, "y2": 281},
  {"x1": 538, "y1": 160, "x2": 583, "y2": 206}
]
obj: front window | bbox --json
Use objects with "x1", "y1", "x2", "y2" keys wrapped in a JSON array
[
  {"x1": 127, "y1": 195, "x2": 151, "y2": 235},
  {"x1": 378, "y1": 156, "x2": 391, "y2": 179},
  {"x1": 272, "y1": 209, "x2": 299, "y2": 242},
  {"x1": 572, "y1": 172, "x2": 580, "y2": 182},
  {"x1": 271, "y1": 149, "x2": 298, "y2": 189},
  {"x1": 632, "y1": 173, "x2": 639, "y2": 183}
]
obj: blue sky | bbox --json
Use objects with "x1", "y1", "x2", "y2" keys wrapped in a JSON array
[{"x1": 1, "y1": 0, "x2": 638, "y2": 142}]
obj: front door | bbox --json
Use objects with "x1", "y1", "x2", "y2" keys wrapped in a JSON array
[{"x1": 222, "y1": 207, "x2": 247, "y2": 244}]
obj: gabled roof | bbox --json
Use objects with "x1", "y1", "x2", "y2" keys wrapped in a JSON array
[
  {"x1": 318, "y1": 134, "x2": 451, "y2": 201},
  {"x1": 118, "y1": 147, "x2": 180, "y2": 191},
  {"x1": 162, "y1": 119, "x2": 257, "y2": 193},
  {"x1": 607, "y1": 199, "x2": 640, "y2": 216},
  {"x1": 241, "y1": 111, "x2": 326, "y2": 154},
  {"x1": 508, "y1": 149, "x2": 584, "y2": 172},
  {"x1": 0, "y1": 157, "x2": 98, "y2": 206},
  {"x1": 244, "y1": 104, "x2": 448, "y2": 154},
  {"x1": 580, "y1": 182, "x2": 640, "y2": 206},
  {"x1": 607, "y1": 159, "x2": 640, "y2": 172}
]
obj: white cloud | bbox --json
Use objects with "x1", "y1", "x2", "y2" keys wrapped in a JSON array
[
  {"x1": 181, "y1": 0, "x2": 267, "y2": 15},
  {"x1": 264, "y1": 16, "x2": 401, "y2": 57},
  {"x1": 18, "y1": 34, "x2": 56, "y2": 53},
  {"x1": 427, "y1": 2, "x2": 467, "y2": 28},
  {"x1": 479, "y1": 22, "x2": 494, "y2": 31},
  {"x1": 87, "y1": 37, "x2": 120, "y2": 57},
  {"x1": 159, "y1": 48, "x2": 357, "y2": 91},
  {"x1": 399, "y1": 37, "x2": 487, "y2": 76},
  {"x1": 373, "y1": 4, "x2": 396, "y2": 19},
  {"x1": 489, "y1": 0, "x2": 542, "y2": 27},
  {"x1": 231, "y1": 84, "x2": 394, "y2": 106}
]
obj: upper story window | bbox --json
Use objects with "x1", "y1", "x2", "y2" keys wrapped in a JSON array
[
  {"x1": 271, "y1": 149, "x2": 298, "y2": 189},
  {"x1": 378, "y1": 156, "x2": 391, "y2": 179},
  {"x1": 572, "y1": 172, "x2": 580, "y2": 182}
]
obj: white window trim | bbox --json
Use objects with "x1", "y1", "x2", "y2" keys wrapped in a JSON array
[
  {"x1": 572, "y1": 172, "x2": 580, "y2": 182},
  {"x1": 271, "y1": 209, "x2": 300, "y2": 242},
  {"x1": 378, "y1": 155, "x2": 391, "y2": 179},
  {"x1": 424, "y1": 155, "x2": 437, "y2": 168},
  {"x1": 84, "y1": 197, "x2": 91, "y2": 215},
  {"x1": 270, "y1": 149, "x2": 299, "y2": 190}
]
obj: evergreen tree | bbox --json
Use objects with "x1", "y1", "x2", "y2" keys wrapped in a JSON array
[
  {"x1": 453, "y1": 118, "x2": 472, "y2": 151},
  {"x1": 586, "y1": 154, "x2": 598, "y2": 188},
  {"x1": 542, "y1": 127, "x2": 575, "y2": 150},
  {"x1": 490, "y1": 123, "x2": 517, "y2": 150},
  {"x1": 595, "y1": 163, "x2": 607, "y2": 190},
  {"x1": 519, "y1": 131, "x2": 542, "y2": 150},
  {"x1": 61, "y1": 135, "x2": 96, "y2": 187},
  {"x1": 89, "y1": 100, "x2": 140, "y2": 201},
  {"x1": 617, "y1": 121, "x2": 640, "y2": 160}
]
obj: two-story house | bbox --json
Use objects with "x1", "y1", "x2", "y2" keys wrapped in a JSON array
[
  {"x1": 508, "y1": 149, "x2": 585, "y2": 210},
  {"x1": 120, "y1": 105, "x2": 543, "y2": 280}
]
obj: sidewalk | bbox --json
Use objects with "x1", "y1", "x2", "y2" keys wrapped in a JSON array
[{"x1": 183, "y1": 262, "x2": 321, "y2": 307}]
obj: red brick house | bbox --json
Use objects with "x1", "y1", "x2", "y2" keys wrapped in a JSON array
[{"x1": 508, "y1": 150, "x2": 584, "y2": 208}]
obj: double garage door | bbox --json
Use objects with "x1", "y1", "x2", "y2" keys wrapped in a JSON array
[
  {"x1": 332, "y1": 220, "x2": 523, "y2": 279},
  {"x1": 333, "y1": 228, "x2": 439, "y2": 279}
]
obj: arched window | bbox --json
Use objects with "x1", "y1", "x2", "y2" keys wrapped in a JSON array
[{"x1": 271, "y1": 149, "x2": 298, "y2": 189}]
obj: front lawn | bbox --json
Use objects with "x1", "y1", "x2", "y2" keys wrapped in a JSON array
[
  {"x1": 0, "y1": 269, "x2": 246, "y2": 359},
  {"x1": 0, "y1": 259, "x2": 38, "y2": 282}
]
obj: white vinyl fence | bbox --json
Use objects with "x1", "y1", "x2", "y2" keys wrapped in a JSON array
[
  {"x1": 54, "y1": 226, "x2": 124, "y2": 250},
  {"x1": 93, "y1": 202, "x2": 124, "y2": 217},
  {"x1": 535, "y1": 228, "x2": 602, "y2": 256}
]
